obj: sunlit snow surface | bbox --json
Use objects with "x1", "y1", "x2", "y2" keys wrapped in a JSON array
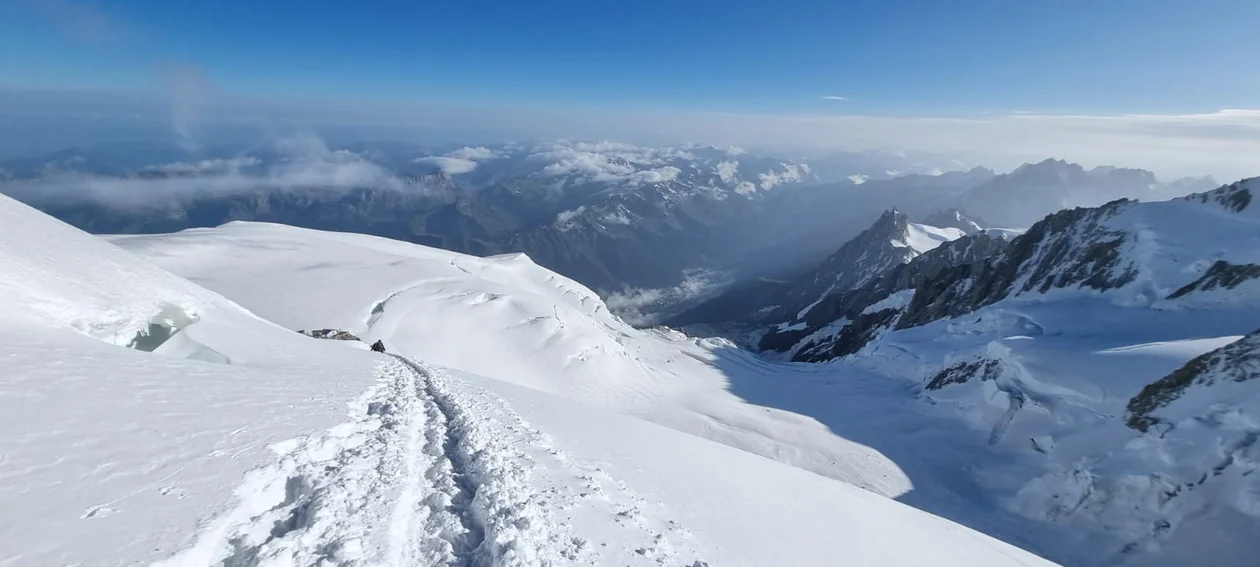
[
  {"x1": 895, "y1": 222, "x2": 967, "y2": 252},
  {"x1": 0, "y1": 195, "x2": 1055, "y2": 567}
]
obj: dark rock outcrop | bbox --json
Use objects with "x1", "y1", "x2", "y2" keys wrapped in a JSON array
[
  {"x1": 925, "y1": 358, "x2": 1004, "y2": 391},
  {"x1": 1126, "y1": 330, "x2": 1260, "y2": 432},
  {"x1": 1167, "y1": 261, "x2": 1260, "y2": 299},
  {"x1": 299, "y1": 329, "x2": 362, "y2": 341},
  {"x1": 897, "y1": 199, "x2": 1138, "y2": 329},
  {"x1": 759, "y1": 230, "x2": 1011, "y2": 357},
  {"x1": 1184, "y1": 180, "x2": 1252, "y2": 213}
]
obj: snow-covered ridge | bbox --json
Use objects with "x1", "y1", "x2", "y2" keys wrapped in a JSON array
[
  {"x1": 1, "y1": 187, "x2": 1057, "y2": 565},
  {"x1": 894, "y1": 179, "x2": 1260, "y2": 331},
  {"x1": 760, "y1": 209, "x2": 967, "y2": 328},
  {"x1": 895, "y1": 222, "x2": 966, "y2": 252},
  {"x1": 834, "y1": 179, "x2": 1260, "y2": 564},
  {"x1": 1126, "y1": 330, "x2": 1260, "y2": 432},
  {"x1": 759, "y1": 216, "x2": 1011, "y2": 360}
]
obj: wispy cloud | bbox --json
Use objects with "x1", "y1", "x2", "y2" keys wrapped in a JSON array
[
  {"x1": 158, "y1": 63, "x2": 216, "y2": 152},
  {"x1": 415, "y1": 156, "x2": 478, "y2": 174},
  {"x1": 819, "y1": 95, "x2": 849, "y2": 101}
]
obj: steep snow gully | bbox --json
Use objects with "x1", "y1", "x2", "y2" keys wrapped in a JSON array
[{"x1": 160, "y1": 354, "x2": 705, "y2": 567}]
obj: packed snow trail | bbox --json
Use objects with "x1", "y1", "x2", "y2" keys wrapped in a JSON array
[{"x1": 158, "y1": 355, "x2": 705, "y2": 567}]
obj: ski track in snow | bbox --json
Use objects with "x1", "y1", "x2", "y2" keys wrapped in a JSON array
[{"x1": 158, "y1": 355, "x2": 703, "y2": 567}]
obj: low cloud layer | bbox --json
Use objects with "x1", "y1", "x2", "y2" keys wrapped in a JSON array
[
  {"x1": 414, "y1": 146, "x2": 505, "y2": 174},
  {"x1": 3, "y1": 133, "x2": 409, "y2": 209},
  {"x1": 7, "y1": 88, "x2": 1258, "y2": 179},
  {"x1": 400, "y1": 106, "x2": 1260, "y2": 180},
  {"x1": 605, "y1": 269, "x2": 727, "y2": 327},
  {"x1": 528, "y1": 141, "x2": 693, "y2": 186},
  {"x1": 415, "y1": 156, "x2": 478, "y2": 174}
]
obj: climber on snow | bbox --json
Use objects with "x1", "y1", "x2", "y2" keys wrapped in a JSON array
[{"x1": 370, "y1": 339, "x2": 386, "y2": 353}]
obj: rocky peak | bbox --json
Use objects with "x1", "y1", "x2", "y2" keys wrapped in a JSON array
[
  {"x1": 1182, "y1": 179, "x2": 1254, "y2": 214},
  {"x1": 896, "y1": 199, "x2": 1138, "y2": 329},
  {"x1": 872, "y1": 208, "x2": 911, "y2": 235},
  {"x1": 1009, "y1": 158, "x2": 1085, "y2": 182},
  {"x1": 759, "y1": 229, "x2": 1013, "y2": 359}
]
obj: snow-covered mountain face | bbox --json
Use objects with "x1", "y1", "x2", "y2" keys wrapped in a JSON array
[
  {"x1": 667, "y1": 208, "x2": 1013, "y2": 338},
  {"x1": 764, "y1": 180, "x2": 1259, "y2": 362},
  {"x1": 750, "y1": 179, "x2": 1260, "y2": 563},
  {"x1": 758, "y1": 227, "x2": 1016, "y2": 361},
  {"x1": 0, "y1": 192, "x2": 1060, "y2": 566},
  {"x1": 767, "y1": 210, "x2": 966, "y2": 320}
]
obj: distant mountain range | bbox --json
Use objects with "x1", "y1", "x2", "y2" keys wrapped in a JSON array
[{"x1": 0, "y1": 142, "x2": 1220, "y2": 321}]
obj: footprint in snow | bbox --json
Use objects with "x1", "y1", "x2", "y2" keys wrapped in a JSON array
[
  {"x1": 159, "y1": 485, "x2": 187, "y2": 499},
  {"x1": 81, "y1": 505, "x2": 117, "y2": 519}
]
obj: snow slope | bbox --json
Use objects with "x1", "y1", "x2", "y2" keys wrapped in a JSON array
[
  {"x1": 834, "y1": 181, "x2": 1260, "y2": 565},
  {"x1": 0, "y1": 196, "x2": 1055, "y2": 565},
  {"x1": 113, "y1": 221, "x2": 917, "y2": 497},
  {"x1": 0, "y1": 194, "x2": 385, "y2": 565},
  {"x1": 898, "y1": 222, "x2": 966, "y2": 252}
]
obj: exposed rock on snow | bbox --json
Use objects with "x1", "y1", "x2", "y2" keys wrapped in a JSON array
[
  {"x1": 759, "y1": 228, "x2": 1010, "y2": 360},
  {"x1": 926, "y1": 358, "x2": 1005, "y2": 391},
  {"x1": 298, "y1": 328, "x2": 362, "y2": 341},
  {"x1": 897, "y1": 198, "x2": 1139, "y2": 329},
  {"x1": 1126, "y1": 330, "x2": 1260, "y2": 432},
  {"x1": 1166, "y1": 260, "x2": 1260, "y2": 300},
  {"x1": 1185, "y1": 179, "x2": 1252, "y2": 213}
]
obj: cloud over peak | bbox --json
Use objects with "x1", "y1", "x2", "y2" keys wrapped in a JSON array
[{"x1": 415, "y1": 156, "x2": 478, "y2": 174}]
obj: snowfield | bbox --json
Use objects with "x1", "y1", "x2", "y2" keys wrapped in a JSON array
[
  {"x1": 897, "y1": 222, "x2": 966, "y2": 252},
  {"x1": 0, "y1": 194, "x2": 1056, "y2": 566}
]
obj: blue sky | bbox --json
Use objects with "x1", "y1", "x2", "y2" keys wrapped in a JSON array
[
  {"x1": 1, "y1": 0, "x2": 1258, "y2": 178},
  {"x1": 2, "y1": 0, "x2": 1257, "y2": 115}
]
